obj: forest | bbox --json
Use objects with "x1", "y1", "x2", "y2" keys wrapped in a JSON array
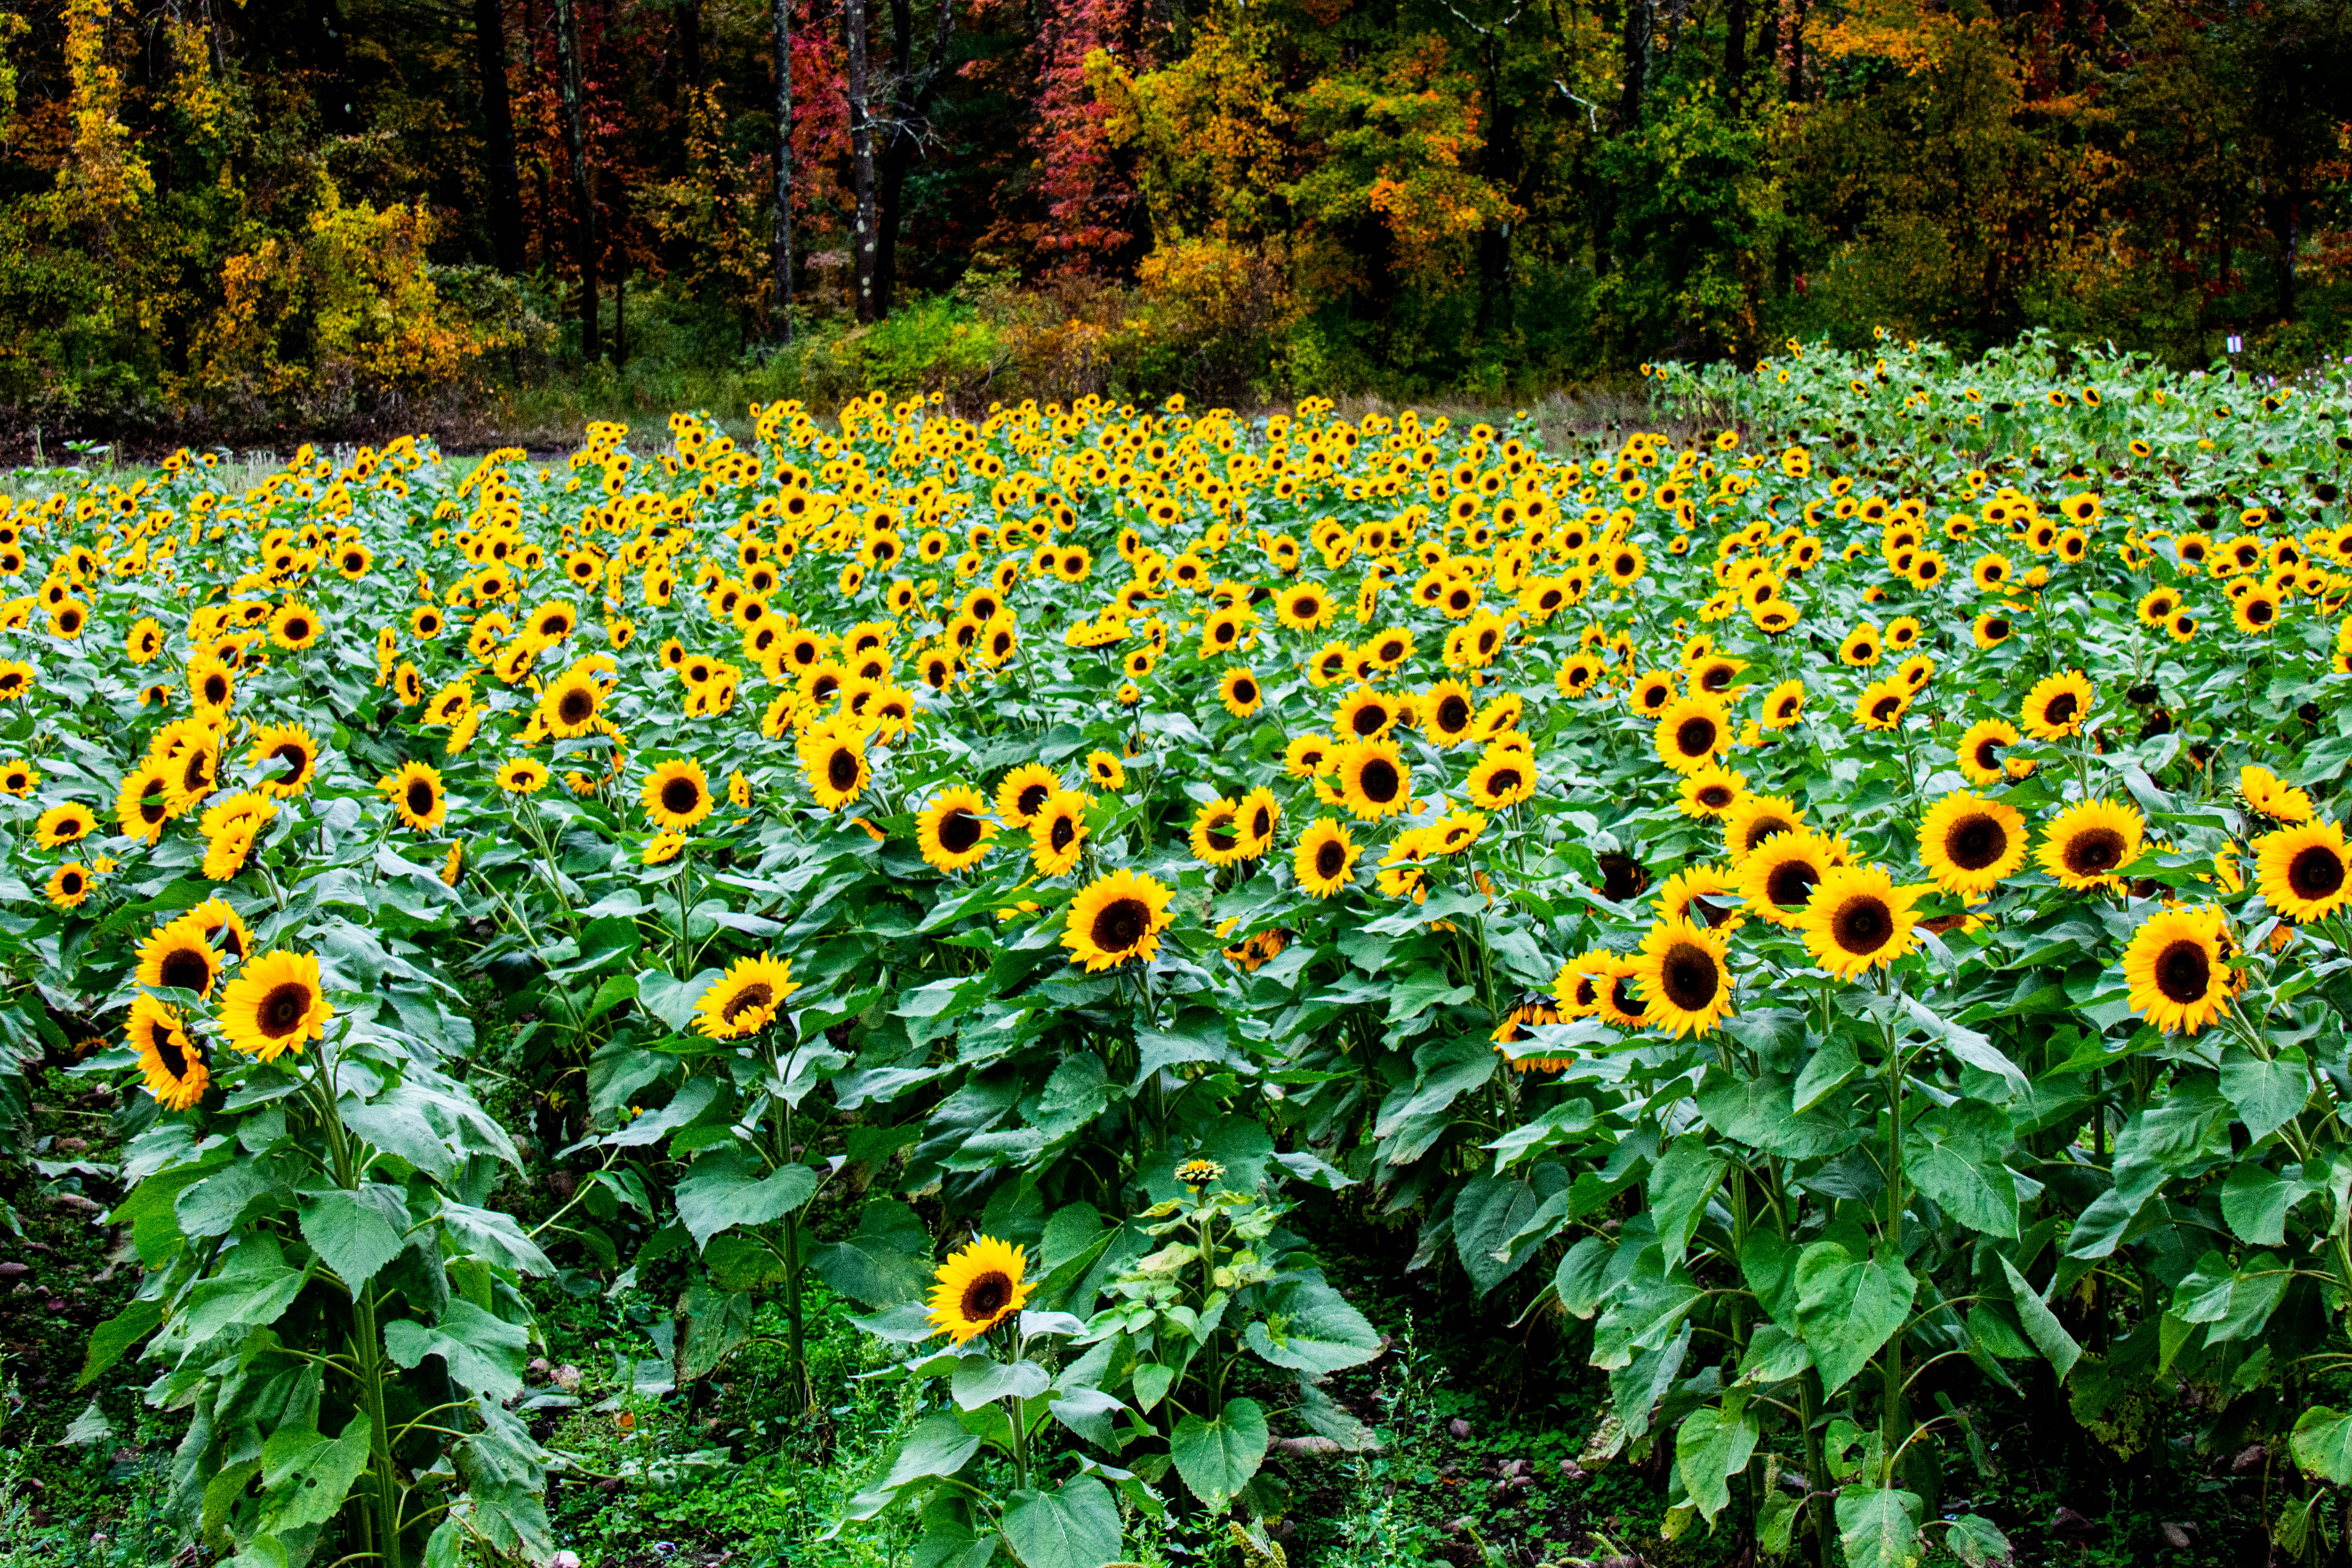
[{"x1": 0, "y1": 0, "x2": 2349, "y2": 437}]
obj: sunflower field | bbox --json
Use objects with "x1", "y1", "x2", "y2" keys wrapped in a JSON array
[{"x1": 10, "y1": 332, "x2": 2352, "y2": 1568}]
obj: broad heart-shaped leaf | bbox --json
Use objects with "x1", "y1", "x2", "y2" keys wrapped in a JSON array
[
  {"x1": 1834, "y1": 1485, "x2": 1924, "y2": 1568},
  {"x1": 1997, "y1": 1256, "x2": 2081, "y2": 1381},
  {"x1": 882, "y1": 1412, "x2": 984, "y2": 1492},
  {"x1": 1945, "y1": 1512, "x2": 2014, "y2": 1567},
  {"x1": 1169, "y1": 1396, "x2": 1269, "y2": 1508},
  {"x1": 1452, "y1": 1174, "x2": 1545, "y2": 1295},
  {"x1": 258, "y1": 1411, "x2": 371, "y2": 1532},
  {"x1": 999, "y1": 1475, "x2": 1125, "y2": 1568},
  {"x1": 384, "y1": 1297, "x2": 530, "y2": 1398},
  {"x1": 2290, "y1": 1405, "x2": 2352, "y2": 1485},
  {"x1": 77, "y1": 1298, "x2": 163, "y2": 1388},
  {"x1": 296, "y1": 1186, "x2": 410, "y2": 1297},
  {"x1": 1647, "y1": 1136, "x2": 1727, "y2": 1270},
  {"x1": 1242, "y1": 1274, "x2": 1382, "y2": 1375},
  {"x1": 635, "y1": 966, "x2": 726, "y2": 1033},
  {"x1": 1903, "y1": 1127, "x2": 2019, "y2": 1238},
  {"x1": 1793, "y1": 1240, "x2": 1914, "y2": 1395},
  {"x1": 809, "y1": 1199, "x2": 935, "y2": 1308},
  {"x1": 674, "y1": 1158, "x2": 822, "y2": 1251},
  {"x1": 1673, "y1": 1397, "x2": 1759, "y2": 1525},
  {"x1": 2221, "y1": 1044, "x2": 2310, "y2": 1145},
  {"x1": 2220, "y1": 1163, "x2": 2305, "y2": 1247},
  {"x1": 950, "y1": 1355, "x2": 1050, "y2": 1410}
]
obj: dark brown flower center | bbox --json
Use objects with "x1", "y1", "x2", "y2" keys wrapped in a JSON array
[
  {"x1": 1352, "y1": 703, "x2": 1390, "y2": 737},
  {"x1": 1315, "y1": 840, "x2": 1346, "y2": 879},
  {"x1": 1359, "y1": 759, "x2": 1401, "y2": 803},
  {"x1": 160, "y1": 946, "x2": 212, "y2": 993},
  {"x1": 662, "y1": 777, "x2": 702, "y2": 815},
  {"x1": 1051, "y1": 814, "x2": 1077, "y2": 852},
  {"x1": 2044, "y1": 692, "x2": 2079, "y2": 726},
  {"x1": 1232, "y1": 679, "x2": 1257, "y2": 706},
  {"x1": 1831, "y1": 896, "x2": 1893, "y2": 956},
  {"x1": 1766, "y1": 858, "x2": 1822, "y2": 909},
  {"x1": 938, "y1": 809, "x2": 983, "y2": 855},
  {"x1": 2063, "y1": 828, "x2": 2126, "y2": 876},
  {"x1": 1697, "y1": 784, "x2": 1735, "y2": 810},
  {"x1": 2155, "y1": 940, "x2": 2212, "y2": 1004},
  {"x1": 1017, "y1": 784, "x2": 1051, "y2": 820},
  {"x1": 260, "y1": 982, "x2": 313, "y2": 1036},
  {"x1": 1610, "y1": 976, "x2": 1643, "y2": 1017},
  {"x1": 1660, "y1": 942, "x2": 1719, "y2": 1011},
  {"x1": 1090, "y1": 896, "x2": 1150, "y2": 953},
  {"x1": 406, "y1": 779, "x2": 435, "y2": 819},
  {"x1": 152, "y1": 1022, "x2": 190, "y2": 1079},
  {"x1": 1945, "y1": 814, "x2": 2008, "y2": 871},
  {"x1": 559, "y1": 688, "x2": 595, "y2": 725},
  {"x1": 1675, "y1": 717, "x2": 1718, "y2": 757},
  {"x1": 960, "y1": 1270, "x2": 1013, "y2": 1323},
  {"x1": 827, "y1": 750, "x2": 860, "y2": 792},
  {"x1": 2288, "y1": 844, "x2": 2345, "y2": 902},
  {"x1": 722, "y1": 982, "x2": 775, "y2": 1022},
  {"x1": 1973, "y1": 738, "x2": 2005, "y2": 773}
]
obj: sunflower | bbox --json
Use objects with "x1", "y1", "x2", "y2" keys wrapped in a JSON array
[
  {"x1": 692, "y1": 953, "x2": 800, "y2": 1038},
  {"x1": 1335, "y1": 738, "x2": 1412, "y2": 819},
  {"x1": 1552, "y1": 950, "x2": 1615, "y2": 1018},
  {"x1": 2036, "y1": 798, "x2": 2146, "y2": 892},
  {"x1": 1237, "y1": 787, "x2": 1281, "y2": 855},
  {"x1": 2121, "y1": 906, "x2": 2237, "y2": 1035},
  {"x1": 1630, "y1": 917, "x2": 1733, "y2": 1037},
  {"x1": 1760, "y1": 679, "x2": 1805, "y2": 730},
  {"x1": 35, "y1": 802, "x2": 96, "y2": 848},
  {"x1": 1724, "y1": 794, "x2": 1805, "y2": 861},
  {"x1": 801, "y1": 733, "x2": 870, "y2": 810},
  {"x1": 926, "y1": 1235, "x2": 1035, "y2": 1344},
  {"x1": 1030, "y1": 791, "x2": 1090, "y2": 875},
  {"x1": 1917, "y1": 791, "x2": 2027, "y2": 898},
  {"x1": 245, "y1": 724, "x2": 320, "y2": 797},
  {"x1": 2240, "y1": 765, "x2": 2316, "y2": 824},
  {"x1": 1334, "y1": 686, "x2": 1398, "y2": 741},
  {"x1": 1799, "y1": 865, "x2": 1925, "y2": 979},
  {"x1": 1838, "y1": 624, "x2": 1883, "y2": 666},
  {"x1": 218, "y1": 949, "x2": 332, "y2": 1061},
  {"x1": 497, "y1": 757, "x2": 553, "y2": 795},
  {"x1": 1655, "y1": 864, "x2": 1743, "y2": 930},
  {"x1": 1677, "y1": 764, "x2": 1745, "y2": 819},
  {"x1": 1191, "y1": 797, "x2": 1249, "y2": 865},
  {"x1": 380, "y1": 761, "x2": 447, "y2": 831},
  {"x1": 1852, "y1": 677, "x2": 1912, "y2": 732},
  {"x1": 1596, "y1": 958, "x2": 1650, "y2": 1028},
  {"x1": 1087, "y1": 750, "x2": 1127, "y2": 790},
  {"x1": 1971, "y1": 611, "x2": 2014, "y2": 649},
  {"x1": 643, "y1": 758, "x2": 715, "y2": 828},
  {"x1": 1294, "y1": 817, "x2": 1359, "y2": 897},
  {"x1": 1653, "y1": 693, "x2": 1732, "y2": 773},
  {"x1": 1956, "y1": 718, "x2": 2027, "y2": 786},
  {"x1": 2021, "y1": 670, "x2": 2094, "y2": 740},
  {"x1": 1423, "y1": 680, "x2": 1478, "y2": 746},
  {"x1": 1629, "y1": 671, "x2": 1677, "y2": 716},
  {"x1": 2232, "y1": 587, "x2": 2281, "y2": 635},
  {"x1": 114, "y1": 766, "x2": 174, "y2": 844},
  {"x1": 540, "y1": 669, "x2": 604, "y2": 737},
  {"x1": 995, "y1": 763, "x2": 1061, "y2": 826},
  {"x1": 0, "y1": 759, "x2": 33, "y2": 796},
  {"x1": 128, "y1": 993, "x2": 208, "y2": 1110},
  {"x1": 1738, "y1": 829, "x2": 1841, "y2": 925},
  {"x1": 2255, "y1": 820, "x2": 2352, "y2": 922},
  {"x1": 917, "y1": 786, "x2": 996, "y2": 873},
  {"x1": 1063, "y1": 867, "x2": 1175, "y2": 971},
  {"x1": 46, "y1": 862, "x2": 93, "y2": 910},
  {"x1": 1466, "y1": 748, "x2": 1536, "y2": 810},
  {"x1": 137, "y1": 912, "x2": 223, "y2": 996},
  {"x1": 643, "y1": 831, "x2": 685, "y2": 865},
  {"x1": 1219, "y1": 666, "x2": 1264, "y2": 717}
]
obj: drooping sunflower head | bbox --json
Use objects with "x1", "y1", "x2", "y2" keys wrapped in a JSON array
[
  {"x1": 2036, "y1": 798, "x2": 2146, "y2": 892},
  {"x1": 218, "y1": 948, "x2": 332, "y2": 1062},
  {"x1": 926, "y1": 1235, "x2": 1034, "y2": 1344},
  {"x1": 643, "y1": 758, "x2": 715, "y2": 829},
  {"x1": 691, "y1": 953, "x2": 800, "y2": 1038}
]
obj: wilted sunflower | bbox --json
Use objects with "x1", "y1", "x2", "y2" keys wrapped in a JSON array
[
  {"x1": 1030, "y1": 791, "x2": 1090, "y2": 876},
  {"x1": 2121, "y1": 906, "x2": 2236, "y2": 1035},
  {"x1": 2021, "y1": 670, "x2": 2094, "y2": 740},
  {"x1": 917, "y1": 786, "x2": 996, "y2": 873},
  {"x1": 1630, "y1": 917, "x2": 1733, "y2": 1037},
  {"x1": 2255, "y1": 819, "x2": 2352, "y2": 922},
  {"x1": 643, "y1": 757, "x2": 715, "y2": 828},
  {"x1": 926, "y1": 1235, "x2": 1033, "y2": 1344},
  {"x1": 1918, "y1": 791, "x2": 2027, "y2": 898},
  {"x1": 1738, "y1": 829, "x2": 1841, "y2": 926},
  {"x1": 218, "y1": 949, "x2": 332, "y2": 1061},
  {"x1": 1800, "y1": 865, "x2": 1926, "y2": 979},
  {"x1": 128, "y1": 993, "x2": 208, "y2": 1110},
  {"x1": 692, "y1": 953, "x2": 800, "y2": 1038},
  {"x1": 1653, "y1": 693, "x2": 1731, "y2": 773},
  {"x1": 380, "y1": 761, "x2": 447, "y2": 831},
  {"x1": 2036, "y1": 798, "x2": 2145, "y2": 892},
  {"x1": 1293, "y1": 818, "x2": 1358, "y2": 897},
  {"x1": 1063, "y1": 867, "x2": 1174, "y2": 972}
]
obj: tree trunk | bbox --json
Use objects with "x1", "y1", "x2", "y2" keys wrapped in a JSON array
[
  {"x1": 772, "y1": 0, "x2": 796, "y2": 342},
  {"x1": 473, "y1": 0, "x2": 526, "y2": 272},
  {"x1": 875, "y1": 0, "x2": 955, "y2": 315},
  {"x1": 309, "y1": 0, "x2": 359, "y2": 133},
  {"x1": 1725, "y1": 0, "x2": 1748, "y2": 115},
  {"x1": 846, "y1": 0, "x2": 878, "y2": 323},
  {"x1": 675, "y1": 0, "x2": 706, "y2": 100},
  {"x1": 1620, "y1": 0, "x2": 1648, "y2": 129},
  {"x1": 551, "y1": 0, "x2": 601, "y2": 360}
]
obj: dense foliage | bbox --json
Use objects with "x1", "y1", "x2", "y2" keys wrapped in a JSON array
[
  {"x1": 9, "y1": 335, "x2": 2352, "y2": 1566},
  {"x1": 2, "y1": 0, "x2": 2351, "y2": 429}
]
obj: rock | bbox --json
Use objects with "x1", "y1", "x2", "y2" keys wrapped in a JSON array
[
  {"x1": 1559, "y1": 1459, "x2": 1589, "y2": 1480},
  {"x1": 1274, "y1": 1436, "x2": 1340, "y2": 1455},
  {"x1": 2231, "y1": 1444, "x2": 2267, "y2": 1473},
  {"x1": 2052, "y1": 1506, "x2": 2101, "y2": 1542},
  {"x1": 551, "y1": 1553, "x2": 581, "y2": 1568},
  {"x1": 2161, "y1": 1523, "x2": 2192, "y2": 1548},
  {"x1": 552, "y1": 1364, "x2": 583, "y2": 1390},
  {"x1": 529, "y1": 1357, "x2": 553, "y2": 1378},
  {"x1": 1448, "y1": 1417, "x2": 1471, "y2": 1440}
]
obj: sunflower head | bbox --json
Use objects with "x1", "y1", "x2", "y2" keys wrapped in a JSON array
[
  {"x1": 1799, "y1": 865, "x2": 1926, "y2": 979},
  {"x1": 926, "y1": 1236, "x2": 1034, "y2": 1344},
  {"x1": 129, "y1": 993, "x2": 209, "y2": 1111},
  {"x1": 1063, "y1": 868, "x2": 1175, "y2": 973},
  {"x1": 692, "y1": 953, "x2": 800, "y2": 1038},
  {"x1": 2036, "y1": 798, "x2": 2145, "y2": 892},
  {"x1": 219, "y1": 949, "x2": 332, "y2": 1062},
  {"x1": 2123, "y1": 906, "x2": 2238, "y2": 1035},
  {"x1": 644, "y1": 758, "x2": 715, "y2": 828}
]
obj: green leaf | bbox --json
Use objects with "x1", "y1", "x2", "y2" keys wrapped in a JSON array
[
  {"x1": 77, "y1": 1298, "x2": 163, "y2": 1388},
  {"x1": 2291, "y1": 1405, "x2": 2352, "y2": 1485},
  {"x1": 1647, "y1": 1136, "x2": 1726, "y2": 1269},
  {"x1": 384, "y1": 1298, "x2": 530, "y2": 1397},
  {"x1": 636, "y1": 966, "x2": 725, "y2": 1033},
  {"x1": 1241, "y1": 1275, "x2": 1381, "y2": 1374},
  {"x1": 1553, "y1": 1236, "x2": 1613, "y2": 1319},
  {"x1": 259, "y1": 1412, "x2": 372, "y2": 1532},
  {"x1": 1169, "y1": 1397, "x2": 1269, "y2": 1509},
  {"x1": 1904, "y1": 1128, "x2": 2019, "y2": 1238},
  {"x1": 1834, "y1": 1486, "x2": 1924, "y2": 1568},
  {"x1": 810, "y1": 1200, "x2": 935, "y2": 1308},
  {"x1": 1673, "y1": 1398, "x2": 1758, "y2": 1525},
  {"x1": 883, "y1": 1412, "x2": 984, "y2": 1491},
  {"x1": 674, "y1": 1160, "x2": 822, "y2": 1250},
  {"x1": 2221, "y1": 1163, "x2": 2296, "y2": 1246},
  {"x1": 297, "y1": 1187, "x2": 409, "y2": 1296},
  {"x1": 999, "y1": 1476, "x2": 1124, "y2": 1568},
  {"x1": 1793, "y1": 1241, "x2": 1913, "y2": 1395},
  {"x1": 1034, "y1": 1054, "x2": 1112, "y2": 1139},
  {"x1": 1452, "y1": 1174, "x2": 1544, "y2": 1295},
  {"x1": 2221, "y1": 1045, "x2": 2309, "y2": 1145},
  {"x1": 950, "y1": 1356, "x2": 1050, "y2": 1410},
  {"x1": 1945, "y1": 1512, "x2": 2013, "y2": 1566},
  {"x1": 1997, "y1": 1256, "x2": 2080, "y2": 1381}
]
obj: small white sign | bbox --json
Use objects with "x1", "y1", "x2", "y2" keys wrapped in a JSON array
[{"x1": 2227, "y1": 334, "x2": 2243, "y2": 354}]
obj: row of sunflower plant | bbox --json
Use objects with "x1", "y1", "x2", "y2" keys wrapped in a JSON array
[{"x1": 0, "y1": 338, "x2": 2348, "y2": 1568}]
